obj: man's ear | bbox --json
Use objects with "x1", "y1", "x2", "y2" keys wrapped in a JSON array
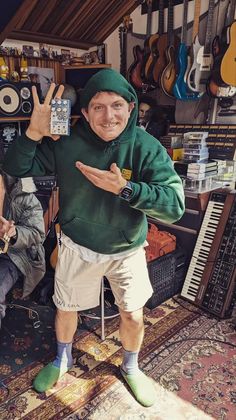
[
  {"x1": 81, "y1": 108, "x2": 89, "y2": 121},
  {"x1": 129, "y1": 102, "x2": 135, "y2": 113}
]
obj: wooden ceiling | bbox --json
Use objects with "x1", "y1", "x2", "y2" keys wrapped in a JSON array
[{"x1": 0, "y1": 0, "x2": 141, "y2": 50}]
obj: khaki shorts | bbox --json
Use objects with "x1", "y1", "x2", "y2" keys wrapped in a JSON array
[{"x1": 53, "y1": 242, "x2": 153, "y2": 312}]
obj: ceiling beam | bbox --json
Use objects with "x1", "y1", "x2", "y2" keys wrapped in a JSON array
[
  {"x1": 0, "y1": 0, "x2": 38, "y2": 44},
  {"x1": 8, "y1": 30, "x2": 94, "y2": 49}
]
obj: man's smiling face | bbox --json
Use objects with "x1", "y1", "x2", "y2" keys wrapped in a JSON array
[{"x1": 81, "y1": 92, "x2": 135, "y2": 141}]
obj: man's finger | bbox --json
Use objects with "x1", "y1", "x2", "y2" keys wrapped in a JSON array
[
  {"x1": 44, "y1": 83, "x2": 56, "y2": 105},
  {"x1": 75, "y1": 162, "x2": 105, "y2": 177},
  {"x1": 32, "y1": 86, "x2": 40, "y2": 107},
  {"x1": 54, "y1": 84, "x2": 65, "y2": 99}
]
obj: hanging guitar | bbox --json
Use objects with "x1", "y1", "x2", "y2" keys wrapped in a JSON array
[
  {"x1": 207, "y1": 0, "x2": 236, "y2": 98},
  {"x1": 220, "y1": 20, "x2": 236, "y2": 87},
  {"x1": 173, "y1": 0, "x2": 202, "y2": 100},
  {"x1": 141, "y1": 0, "x2": 155, "y2": 81},
  {"x1": 128, "y1": 0, "x2": 155, "y2": 92},
  {"x1": 186, "y1": 0, "x2": 215, "y2": 95},
  {"x1": 143, "y1": 0, "x2": 160, "y2": 82},
  {"x1": 151, "y1": 0, "x2": 169, "y2": 87},
  {"x1": 119, "y1": 15, "x2": 132, "y2": 78},
  {"x1": 160, "y1": 0, "x2": 180, "y2": 98},
  {"x1": 186, "y1": 0, "x2": 202, "y2": 92}
]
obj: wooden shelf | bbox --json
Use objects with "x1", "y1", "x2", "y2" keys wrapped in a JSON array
[
  {"x1": 62, "y1": 64, "x2": 111, "y2": 70},
  {"x1": 0, "y1": 115, "x2": 80, "y2": 123}
]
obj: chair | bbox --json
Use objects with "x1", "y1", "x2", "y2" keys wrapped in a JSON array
[{"x1": 80, "y1": 277, "x2": 119, "y2": 340}]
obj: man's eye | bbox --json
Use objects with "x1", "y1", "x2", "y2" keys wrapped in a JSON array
[
  {"x1": 94, "y1": 106, "x2": 102, "y2": 111},
  {"x1": 114, "y1": 103, "x2": 122, "y2": 109}
]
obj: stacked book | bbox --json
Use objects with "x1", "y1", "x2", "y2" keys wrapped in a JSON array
[
  {"x1": 159, "y1": 135, "x2": 184, "y2": 161},
  {"x1": 187, "y1": 160, "x2": 218, "y2": 180},
  {"x1": 183, "y1": 132, "x2": 209, "y2": 163}
]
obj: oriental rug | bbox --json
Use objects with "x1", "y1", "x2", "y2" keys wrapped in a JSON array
[{"x1": 0, "y1": 292, "x2": 236, "y2": 420}]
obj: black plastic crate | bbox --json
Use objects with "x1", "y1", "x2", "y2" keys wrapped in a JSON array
[{"x1": 146, "y1": 248, "x2": 187, "y2": 309}]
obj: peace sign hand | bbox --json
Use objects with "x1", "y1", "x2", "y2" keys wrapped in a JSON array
[{"x1": 26, "y1": 83, "x2": 64, "y2": 141}]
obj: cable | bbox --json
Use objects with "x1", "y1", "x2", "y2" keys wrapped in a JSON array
[
  {"x1": 171, "y1": 296, "x2": 217, "y2": 319},
  {"x1": 154, "y1": 337, "x2": 236, "y2": 360}
]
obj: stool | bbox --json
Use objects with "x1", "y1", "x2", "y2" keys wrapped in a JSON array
[{"x1": 80, "y1": 277, "x2": 119, "y2": 340}]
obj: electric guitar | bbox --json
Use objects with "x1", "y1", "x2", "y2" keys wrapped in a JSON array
[
  {"x1": 173, "y1": 0, "x2": 201, "y2": 100},
  {"x1": 160, "y1": 0, "x2": 180, "y2": 97},
  {"x1": 186, "y1": 0, "x2": 202, "y2": 92},
  {"x1": 119, "y1": 15, "x2": 132, "y2": 78},
  {"x1": 187, "y1": 0, "x2": 215, "y2": 94}
]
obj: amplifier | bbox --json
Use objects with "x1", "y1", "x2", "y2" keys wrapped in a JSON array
[
  {"x1": 0, "y1": 81, "x2": 42, "y2": 117},
  {"x1": 146, "y1": 248, "x2": 187, "y2": 309}
]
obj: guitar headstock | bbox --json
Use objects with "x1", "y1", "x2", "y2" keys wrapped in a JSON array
[{"x1": 123, "y1": 15, "x2": 132, "y2": 32}]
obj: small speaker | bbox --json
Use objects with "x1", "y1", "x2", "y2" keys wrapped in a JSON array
[{"x1": 0, "y1": 81, "x2": 41, "y2": 117}]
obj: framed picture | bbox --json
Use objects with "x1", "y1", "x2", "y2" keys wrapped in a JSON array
[{"x1": 28, "y1": 66, "x2": 55, "y2": 99}]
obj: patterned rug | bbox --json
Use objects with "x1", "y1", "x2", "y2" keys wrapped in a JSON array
[{"x1": 0, "y1": 292, "x2": 236, "y2": 420}]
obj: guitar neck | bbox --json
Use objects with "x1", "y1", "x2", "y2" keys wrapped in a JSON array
[
  {"x1": 167, "y1": 0, "x2": 174, "y2": 45},
  {"x1": 226, "y1": 0, "x2": 236, "y2": 26},
  {"x1": 204, "y1": 0, "x2": 215, "y2": 54},
  {"x1": 146, "y1": 0, "x2": 153, "y2": 37},
  {"x1": 192, "y1": 0, "x2": 201, "y2": 41},
  {"x1": 181, "y1": 0, "x2": 189, "y2": 44},
  {"x1": 158, "y1": 0, "x2": 164, "y2": 35}
]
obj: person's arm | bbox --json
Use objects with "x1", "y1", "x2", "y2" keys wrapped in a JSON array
[
  {"x1": 10, "y1": 194, "x2": 45, "y2": 250},
  {"x1": 126, "y1": 147, "x2": 185, "y2": 223},
  {"x1": 3, "y1": 83, "x2": 64, "y2": 178},
  {"x1": 76, "y1": 144, "x2": 185, "y2": 224}
]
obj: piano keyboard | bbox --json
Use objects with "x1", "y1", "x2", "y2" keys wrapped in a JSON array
[{"x1": 181, "y1": 198, "x2": 225, "y2": 301}]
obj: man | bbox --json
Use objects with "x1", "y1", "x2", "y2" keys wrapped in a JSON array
[
  {"x1": 138, "y1": 96, "x2": 168, "y2": 139},
  {"x1": 3, "y1": 69, "x2": 185, "y2": 407},
  {"x1": 0, "y1": 169, "x2": 45, "y2": 329}
]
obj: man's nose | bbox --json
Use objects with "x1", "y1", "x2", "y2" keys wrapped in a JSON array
[{"x1": 104, "y1": 106, "x2": 114, "y2": 119}]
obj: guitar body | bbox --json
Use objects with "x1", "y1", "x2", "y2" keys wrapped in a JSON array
[
  {"x1": 173, "y1": 43, "x2": 201, "y2": 100},
  {"x1": 188, "y1": 45, "x2": 213, "y2": 94},
  {"x1": 207, "y1": 79, "x2": 236, "y2": 98},
  {"x1": 186, "y1": 35, "x2": 202, "y2": 92},
  {"x1": 144, "y1": 34, "x2": 159, "y2": 82},
  {"x1": 207, "y1": 36, "x2": 236, "y2": 98},
  {"x1": 152, "y1": 34, "x2": 168, "y2": 86},
  {"x1": 221, "y1": 21, "x2": 236, "y2": 87},
  {"x1": 128, "y1": 45, "x2": 144, "y2": 91},
  {"x1": 160, "y1": 39, "x2": 179, "y2": 98}
]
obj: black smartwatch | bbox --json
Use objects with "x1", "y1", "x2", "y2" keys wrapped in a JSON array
[{"x1": 119, "y1": 181, "x2": 133, "y2": 201}]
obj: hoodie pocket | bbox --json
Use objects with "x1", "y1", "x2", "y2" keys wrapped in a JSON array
[{"x1": 61, "y1": 217, "x2": 141, "y2": 253}]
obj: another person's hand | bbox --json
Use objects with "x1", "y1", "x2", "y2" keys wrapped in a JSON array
[
  {"x1": 0, "y1": 216, "x2": 16, "y2": 239},
  {"x1": 26, "y1": 83, "x2": 64, "y2": 142},
  {"x1": 75, "y1": 162, "x2": 127, "y2": 194}
]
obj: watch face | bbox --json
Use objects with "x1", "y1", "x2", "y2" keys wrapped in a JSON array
[{"x1": 120, "y1": 182, "x2": 132, "y2": 200}]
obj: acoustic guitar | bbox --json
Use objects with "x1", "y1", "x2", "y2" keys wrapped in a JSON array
[
  {"x1": 160, "y1": 0, "x2": 180, "y2": 97},
  {"x1": 128, "y1": 1, "x2": 155, "y2": 92},
  {"x1": 173, "y1": 0, "x2": 201, "y2": 100},
  {"x1": 221, "y1": 20, "x2": 236, "y2": 87},
  {"x1": 151, "y1": 0, "x2": 168, "y2": 87},
  {"x1": 207, "y1": 0, "x2": 236, "y2": 98}
]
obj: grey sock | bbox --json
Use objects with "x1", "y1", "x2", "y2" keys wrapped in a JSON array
[{"x1": 121, "y1": 348, "x2": 140, "y2": 375}]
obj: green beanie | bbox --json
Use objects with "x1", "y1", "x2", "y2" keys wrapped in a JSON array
[{"x1": 80, "y1": 68, "x2": 138, "y2": 109}]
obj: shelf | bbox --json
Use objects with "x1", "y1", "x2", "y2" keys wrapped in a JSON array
[
  {"x1": 0, "y1": 115, "x2": 81, "y2": 123},
  {"x1": 62, "y1": 64, "x2": 111, "y2": 70}
]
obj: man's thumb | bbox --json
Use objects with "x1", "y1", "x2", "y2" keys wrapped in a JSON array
[{"x1": 110, "y1": 162, "x2": 120, "y2": 174}]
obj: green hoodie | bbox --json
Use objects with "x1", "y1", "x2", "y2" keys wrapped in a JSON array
[{"x1": 3, "y1": 69, "x2": 185, "y2": 254}]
